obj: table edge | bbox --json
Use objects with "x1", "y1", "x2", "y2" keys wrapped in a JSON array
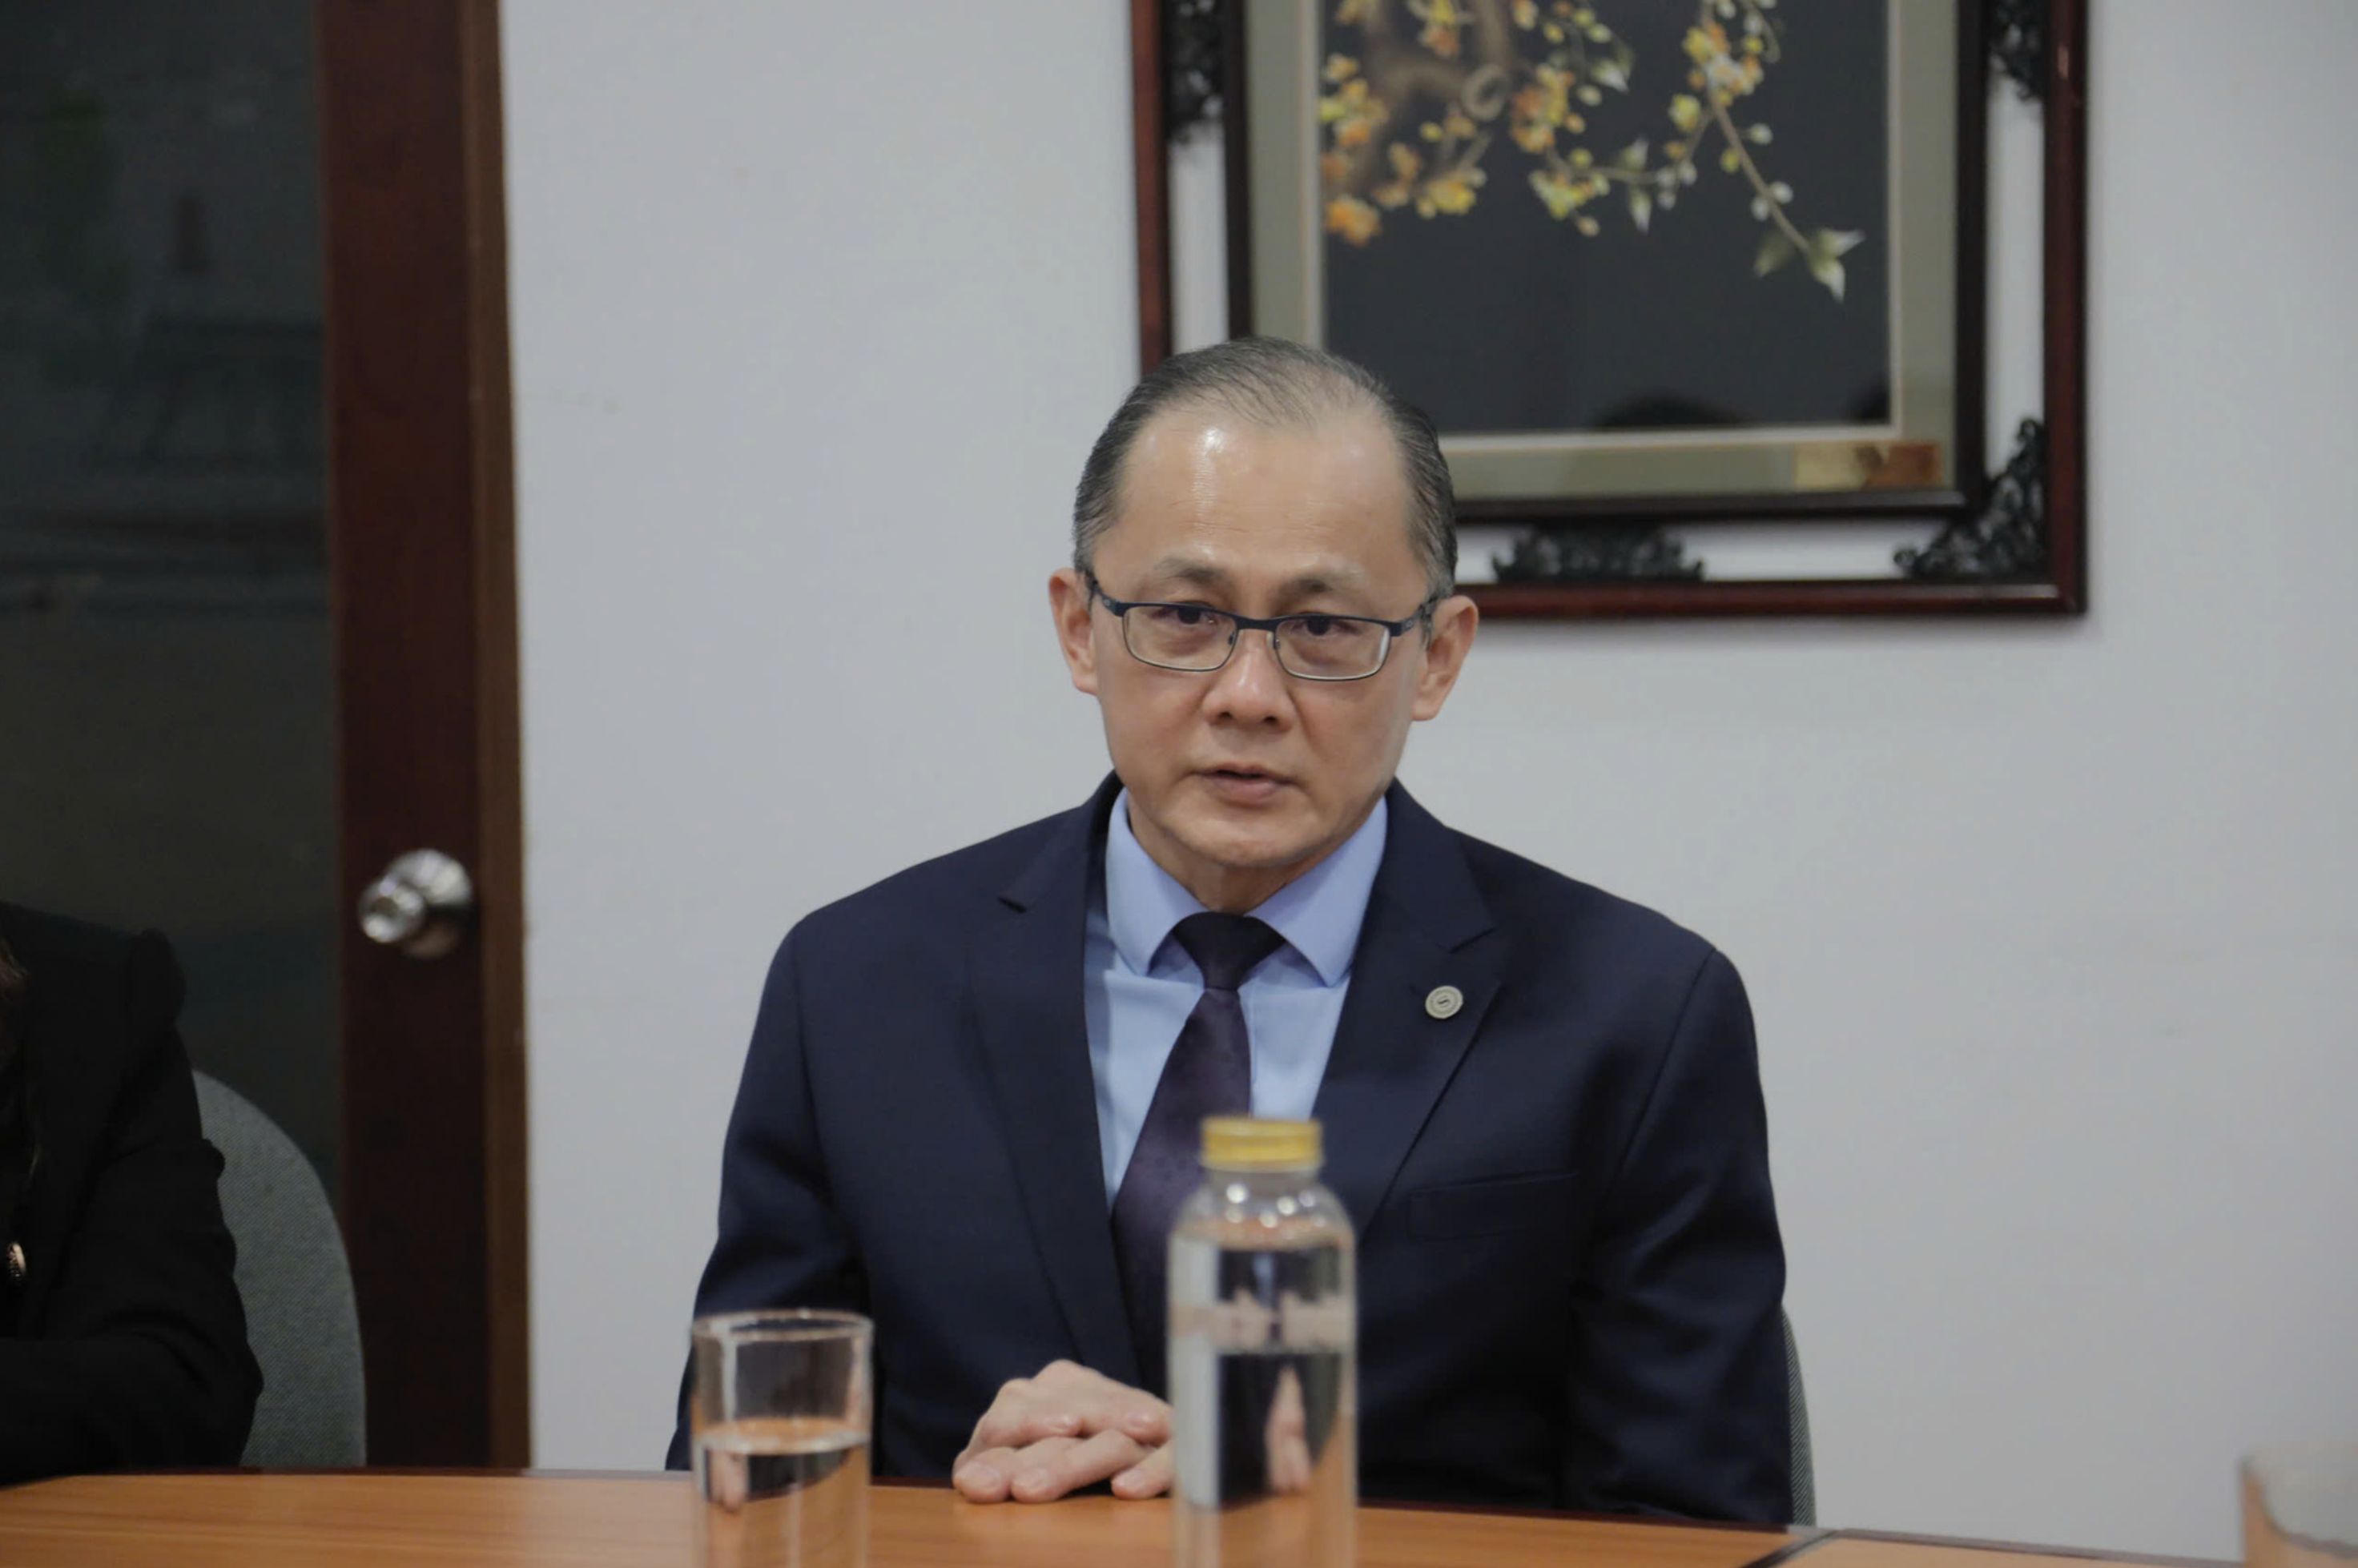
[
  {"x1": 1814, "y1": 1528, "x2": 2235, "y2": 1568},
  {"x1": 0, "y1": 1468, "x2": 2239, "y2": 1568}
]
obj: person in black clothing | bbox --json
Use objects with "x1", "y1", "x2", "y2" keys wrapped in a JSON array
[{"x1": 0, "y1": 903, "x2": 260, "y2": 1482}]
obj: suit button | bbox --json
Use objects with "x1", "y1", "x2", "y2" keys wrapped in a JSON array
[{"x1": 1425, "y1": 985, "x2": 1463, "y2": 1019}]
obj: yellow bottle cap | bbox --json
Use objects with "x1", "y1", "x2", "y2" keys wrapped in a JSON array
[{"x1": 1200, "y1": 1116, "x2": 1321, "y2": 1171}]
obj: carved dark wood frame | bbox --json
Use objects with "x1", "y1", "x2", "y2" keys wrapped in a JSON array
[{"x1": 1129, "y1": 0, "x2": 2086, "y2": 618}]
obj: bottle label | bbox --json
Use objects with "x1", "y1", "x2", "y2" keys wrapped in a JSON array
[{"x1": 1171, "y1": 1289, "x2": 1352, "y2": 1351}]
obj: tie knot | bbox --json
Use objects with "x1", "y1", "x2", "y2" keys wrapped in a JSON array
[{"x1": 1172, "y1": 913, "x2": 1285, "y2": 993}]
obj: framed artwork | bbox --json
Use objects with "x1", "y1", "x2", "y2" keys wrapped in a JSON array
[{"x1": 1131, "y1": 0, "x2": 2087, "y2": 617}]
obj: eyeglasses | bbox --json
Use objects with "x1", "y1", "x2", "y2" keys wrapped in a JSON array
[{"x1": 1087, "y1": 573, "x2": 1435, "y2": 682}]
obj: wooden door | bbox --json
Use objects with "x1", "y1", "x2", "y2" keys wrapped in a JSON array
[{"x1": 320, "y1": 0, "x2": 525, "y2": 1465}]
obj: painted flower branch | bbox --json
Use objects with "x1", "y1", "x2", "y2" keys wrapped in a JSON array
[{"x1": 1318, "y1": 0, "x2": 1865, "y2": 299}]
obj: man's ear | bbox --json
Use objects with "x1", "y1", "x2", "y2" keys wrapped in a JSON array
[
  {"x1": 1049, "y1": 567, "x2": 1100, "y2": 695},
  {"x1": 1409, "y1": 593, "x2": 1479, "y2": 722}
]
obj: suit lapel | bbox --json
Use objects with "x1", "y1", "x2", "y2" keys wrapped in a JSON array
[
  {"x1": 1314, "y1": 784, "x2": 1503, "y2": 1238},
  {"x1": 967, "y1": 778, "x2": 1141, "y2": 1385}
]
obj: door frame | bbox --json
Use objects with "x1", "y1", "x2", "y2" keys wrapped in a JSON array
[{"x1": 320, "y1": 0, "x2": 526, "y2": 1466}]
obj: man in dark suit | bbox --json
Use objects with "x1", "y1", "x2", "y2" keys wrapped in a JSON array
[{"x1": 670, "y1": 338, "x2": 1789, "y2": 1519}]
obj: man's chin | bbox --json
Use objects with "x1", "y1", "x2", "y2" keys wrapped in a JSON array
[{"x1": 1163, "y1": 813, "x2": 1324, "y2": 879}]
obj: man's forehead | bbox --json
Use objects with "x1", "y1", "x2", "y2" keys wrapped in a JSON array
[
  {"x1": 1133, "y1": 553, "x2": 1366, "y2": 596},
  {"x1": 1117, "y1": 407, "x2": 1407, "y2": 522},
  {"x1": 1099, "y1": 408, "x2": 1421, "y2": 597}
]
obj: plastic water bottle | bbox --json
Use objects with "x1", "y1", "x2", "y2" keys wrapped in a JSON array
[{"x1": 1168, "y1": 1116, "x2": 1355, "y2": 1568}]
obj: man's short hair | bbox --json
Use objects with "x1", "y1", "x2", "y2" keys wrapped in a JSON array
[{"x1": 1072, "y1": 337, "x2": 1457, "y2": 604}]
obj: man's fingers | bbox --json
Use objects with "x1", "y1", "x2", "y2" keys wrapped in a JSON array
[
  {"x1": 968, "y1": 1405, "x2": 1080, "y2": 1454},
  {"x1": 952, "y1": 1447, "x2": 1013, "y2": 1502},
  {"x1": 1118, "y1": 1404, "x2": 1170, "y2": 1445},
  {"x1": 953, "y1": 1442, "x2": 1041, "y2": 1503},
  {"x1": 960, "y1": 1432, "x2": 1172, "y2": 1506},
  {"x1": 957, "y1": 1361, "x2": 1171, "y2": 1499},
  {"x1": 1111, "y1": 1441, "x2": 1175, "y2": 1499},
  {"x1": 706, "y1": 1447, "x2": 750, "y2": 1510},
  {"x1": 1269, "y1": 1427, "x2": 1313, "y2": 1494},
  {"x1": 1007, "y1": 1429, "x2": 1148, "y2": 1503},
  {"x1": 968, "y1": 1370, "x2": 1164, "y2": 1453}
]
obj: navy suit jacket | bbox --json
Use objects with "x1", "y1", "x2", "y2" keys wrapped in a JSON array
[{"x1": 669, "y1": 778, "x2": 1789, "y2": 1520}]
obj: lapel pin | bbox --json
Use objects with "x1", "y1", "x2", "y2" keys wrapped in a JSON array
[{"x1": 1424, "y1": 985, "x2": 1463, "y2": 1020}]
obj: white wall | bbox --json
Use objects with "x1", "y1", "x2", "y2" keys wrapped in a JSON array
[{"x1": 503, "y1": 3, "x2": 2358, "y2": 1557}]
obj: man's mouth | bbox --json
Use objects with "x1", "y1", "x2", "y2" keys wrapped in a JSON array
[{"x1": 1199, "y1": 765, "x2": 1288, "y2": 800}]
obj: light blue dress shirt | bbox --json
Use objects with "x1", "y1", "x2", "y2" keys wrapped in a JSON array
[{"x1": 1084, "y1": 788, "x2": 1388, "y2": 1204}]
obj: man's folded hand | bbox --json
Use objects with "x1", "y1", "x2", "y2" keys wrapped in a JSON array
[{"x1": 951, "y1": 1359, "x2": 1174, "y2": 1503}]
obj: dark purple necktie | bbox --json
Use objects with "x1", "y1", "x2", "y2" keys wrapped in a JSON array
[{"x1": 1111, "y1": 912, "x2": 1286, "y2": 1397}]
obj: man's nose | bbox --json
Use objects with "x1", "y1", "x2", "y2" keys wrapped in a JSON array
[{"x1": 1203, "y1": 627, "x2": 1294, "y2": 724}]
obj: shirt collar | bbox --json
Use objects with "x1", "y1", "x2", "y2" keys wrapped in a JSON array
[{"x1": 1105, "y1": 787, "x2": 1388, "y2": 987}]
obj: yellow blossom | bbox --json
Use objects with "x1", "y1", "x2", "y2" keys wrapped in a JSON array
[
  {"x1": 1511, "y1": 59, "x2": 1584, "y2": 153},
  {"x1": 1525, "y1": 63, "x2": 1573, "y2": 123},
  {"x1": 1319, "y1": 77, "x2": 1387, "y2": 151},
  {"x1": 1410, "y1": 0, "x2": 1463, "y2": 58},
  {"x1": 1530, "y1": 168, "x2": 1586, "y2": 219},
  {"x1": 1682, "y1": 21, "x2": 1763, "y2": 100},
  {"x1": 1415, "y1": 168, "x2": 1481, "y2": 217},
  {"x1": 1442, "y1": 107, "x2": 1476, "y2": 139},
  {"x1": 1670, "y1": 94, "x2": 1703, "y2": 133},
  {"x1": 1684, "y1": 22, "x2": 1731, "y2": 66},
  {"x1": 1512, "y1": 0, "x2": 1539, "y2": 26},
  {"x1": 1318, "y1": 78, "x2": 1367, "y2": 121},
  {"x1": 1334, "y1": 0, "x2": 1377, "y2": 23},
  {"x1": 1325, "y1": 194, "x2": 1381, "y2": 244},
  {"x1": 1372, "y1": 141, "x2": 1425, "y2": 207},
  {"x1": 1322, "y1": 53, "x2": 1359, "y2": 83}
]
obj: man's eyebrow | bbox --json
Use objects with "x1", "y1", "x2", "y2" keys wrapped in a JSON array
[{"x1": 1142, "y1": 558, "x2": 1231, "y2": 591}]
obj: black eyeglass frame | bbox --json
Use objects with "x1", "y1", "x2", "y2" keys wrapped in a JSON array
[{"x1": 1084, "y1": 572, "x2": 1439, "y2": 683}]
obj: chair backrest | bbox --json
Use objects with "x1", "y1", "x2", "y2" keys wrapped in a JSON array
[
  {"x1": 1784, "y1": 1309, "x2": 1815, "y2": 1526},
  {"x1": 194, "y1": 1071, "x2": 366, "y2": 1466}
]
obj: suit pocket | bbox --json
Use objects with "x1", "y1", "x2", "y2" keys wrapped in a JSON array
[{"x1": 1402, "y1": 1172, "x2": 1581, "y2": 1240}]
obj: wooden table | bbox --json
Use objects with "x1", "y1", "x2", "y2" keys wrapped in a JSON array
[{"x1": 0, "y1": 1472, "x2": 2221, "y2": 1568}]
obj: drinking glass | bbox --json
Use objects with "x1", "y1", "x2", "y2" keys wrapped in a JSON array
[
  {"x1": 2244, "y1": 1441, "x2": 2358, "y2": 1568},
  {"x1": 690, "y1": 1310, "x2": 873, "y2": 1568}
]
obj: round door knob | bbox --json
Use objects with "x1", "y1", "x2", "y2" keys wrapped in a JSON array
[{"x1": 359, "y1": 849, "x2": 475, "y2": 959}]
